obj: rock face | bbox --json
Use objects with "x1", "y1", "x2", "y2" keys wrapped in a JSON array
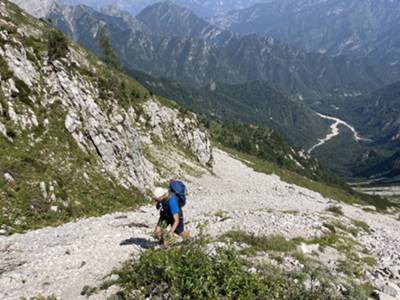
[
  {"x1": 142, "y1": 100, "x2": 212, "y2": 166},
  {"x1": 11, "y1": 0, "x2": 57, "y2": 18}
]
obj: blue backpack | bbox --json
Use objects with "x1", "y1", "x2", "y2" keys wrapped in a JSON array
[{"x1": 169, "y1": 180, "x2": 187, "y2": 207}]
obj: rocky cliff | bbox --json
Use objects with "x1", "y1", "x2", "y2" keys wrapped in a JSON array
[{"x1": 0, "y1": 0, "x2": 211, "y2": 234}]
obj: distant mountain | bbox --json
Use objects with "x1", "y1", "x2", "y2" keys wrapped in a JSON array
[
  {"x1": 14, "y1": 1, "x2": 396, "y2": 100},
  {"x1": 11, "y1": 0, "x2": 57, "y2": 18},
  {"x1": 138, "y1": 2, "x2": 395, "y2": 98},
  {"x1": 58, "y1": 0, "x2": 271, "y2": 17},
  {"x1": 136, "y1": 1, "x2": 231, "y2": 43},
  {"x1": 212, "y1": 0, "x2": 400, "y2": 68}
]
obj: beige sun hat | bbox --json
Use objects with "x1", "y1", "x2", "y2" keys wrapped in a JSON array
[{"x1": 152, "y1": 187, "x2": 168, "y2": 199}]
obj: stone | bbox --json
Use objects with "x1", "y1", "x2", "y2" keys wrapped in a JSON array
[
  {"x1": 382, "y1": 282, "x2": 400, "y2": 298},
  {"x1": 110, "y1": 274, "x2": 120, "y2": 282},
  {"x1": 3, "y1": 173, "x2": 15, "y2": 183},
  {"x1": 40, "y1": 182, "x2": 47, "y2": 199},
  {"x1": 376, "y1": 291, "x2": 399, "y2": 300},
  {"x1": 297, "y1": 243, "x2": 320, "y2": 255},
  {"x1": 50, "y1": 206, "x2": 58, "y2": 212}
]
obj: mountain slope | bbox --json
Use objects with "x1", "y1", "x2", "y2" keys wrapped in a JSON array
[
  {"x1": 0, "y1": 0, "x2": 212, "y2": 234},
  {"x1": 1, "y1": 149, "x2": 400, "y2": 299},
  {"x1": 212, "y1": 0, "x2": 400, "y2": 68},
  {"x1": 24, "y1": 1, "x2": 395, "y2": 101}
]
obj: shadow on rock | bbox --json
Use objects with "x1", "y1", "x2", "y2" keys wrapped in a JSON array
[{"x1": 120, "y1": 237, "x2": 156, "y2": 249}]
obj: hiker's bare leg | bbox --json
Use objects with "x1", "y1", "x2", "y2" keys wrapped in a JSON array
[
  {"x1": 180, "y1": 230, "x2": 189, "y2": 239},
  {"x1": 154, "y1": 225, "x2": 162, "y2": 240}
]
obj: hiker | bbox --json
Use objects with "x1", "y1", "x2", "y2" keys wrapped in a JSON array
[{"x1": 153, "y1": 181, "x2": 189, "y2": 247}]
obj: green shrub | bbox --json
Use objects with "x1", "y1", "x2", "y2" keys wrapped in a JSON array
[
  {"x1": 351, "y1": 220, "x2": 371, "y2": 234},
  {"x1": 326, "y1": 205, "x2": 344, "y2": 215},
  {"x1": 220, "y1": 230, "x2": 300, "y2": 254},
  {"x1": 48, "y1": 30, "x2": 69, "y2": 62},
  {"x1": 115, "y1": 240, "x2": 337, "y2": 299}
]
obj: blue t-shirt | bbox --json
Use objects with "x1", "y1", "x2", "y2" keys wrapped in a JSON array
[{"x1": 161, "y1": 194, "x2": 179, "y2": 216}]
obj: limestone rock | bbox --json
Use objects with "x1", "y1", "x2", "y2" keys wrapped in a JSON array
[
  {"x1": 297, "y1": 243, "x2": 320, "y2": 255},
  {"x1": 3, "y1": 173, "x2": 15, "y2": 183},
  {"x1": 382, "y1": 282, "x2": 400, "y2": 298},
  {"x1": 142, "y1": 99, "x2": 212, "y2": 166}
]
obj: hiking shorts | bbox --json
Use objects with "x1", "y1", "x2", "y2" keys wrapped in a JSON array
[{"x1": 158, "y1": 212, "x2": 185, "y2": 235}]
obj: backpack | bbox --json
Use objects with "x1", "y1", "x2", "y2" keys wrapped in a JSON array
[{"x1": 169, "y1": 180, "x2": 187, "y2": 207}]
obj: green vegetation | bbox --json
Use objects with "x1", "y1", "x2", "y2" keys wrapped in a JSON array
[
  {"x1": 0, "y1": 101, "x2": 146, "y2": 234},
  {"x1": 81, "y1": 285, "x2": 97, "y2": 297},
  {"x1": 98, "y1": 27, "x2": 120, "y2": 70},
  {"x1": 0, "y1": 55, "x2": 13, "y2": 80},
  {"x1": 114, "y1": 239, "x2": 339, "y2": 300},
  {"x1": 326, "y1": 205, "x2": 344, "y2": 216},
  {"x1": 214, "y1": 210, "x2": 228, "y2": 219},
  {"x1": 48, "y1": 29, "x2": 69, "y2": 63},
  {"x1": 351, "y1": 220, "x2": 371, "y2": 234},
  {"x1": 220, "y1": 230, "x2": 299, "y2": 254}
]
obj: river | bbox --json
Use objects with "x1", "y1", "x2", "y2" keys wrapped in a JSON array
[{"x1": 308, "y1": 113, "x2": 368, "y2": 153}]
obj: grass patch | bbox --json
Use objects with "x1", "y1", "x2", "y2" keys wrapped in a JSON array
[
  {"x1": 308, "y1": 232, "x2": 340, "y2": 251},
  {"x1": 80, "y1": 285, "x2": 97, "y2": 297},
  {"x1": 326, "y1": 205, "x2": 344, "y2": 215},
  {"x1": 351, "y1": 219, "x2": 371, "y2": 234},
  {"x1": 220, "y1": 230, "x2": 300, "y2": 254},
  {"x1": 362, "y1": 256, "x2": 376, "y2": 267}
]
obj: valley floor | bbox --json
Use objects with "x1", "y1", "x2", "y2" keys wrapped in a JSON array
[{"x1": 1, "y1": 150, "x2": 400, "y2": 299}]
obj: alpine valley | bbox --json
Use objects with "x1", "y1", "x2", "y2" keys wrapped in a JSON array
[
  {"x1": 2, "y1": 1, "x2": 400, "y2": 299},
  {"x1": 11, "y1": 0, "x2": 400, "y2": 182}
]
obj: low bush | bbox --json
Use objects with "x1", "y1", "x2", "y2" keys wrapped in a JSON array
[
  {"x1": 326, "y1": 205, "x2": 344, "y2": 215},
  {"x1": 220, "y1": 230, "x2": 300, "y2": 254},
  {"x1": 115, "y1": 240, "x2": 338, "y2": 300},
  {"x1": 48, "y1": 30, "x2": 69, "y2": 62}
]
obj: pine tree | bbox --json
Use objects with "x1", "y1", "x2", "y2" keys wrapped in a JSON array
[{"x1": 98, "y1": 27, "x2": 120, "y2": 69}]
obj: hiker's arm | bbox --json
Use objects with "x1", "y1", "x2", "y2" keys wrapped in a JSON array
[{"x1": 171, "y1": 214, "x2": 179, "y2": 233}]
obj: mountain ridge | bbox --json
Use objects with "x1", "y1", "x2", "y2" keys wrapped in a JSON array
[
  {"x1": 212, "y1": 0, "x2": 400, "y2": 69},
  {"x1": 16, "y1": 0, "x2": 396, "y2": 101}
]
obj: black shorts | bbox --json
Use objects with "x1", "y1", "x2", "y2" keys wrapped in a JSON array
[{"x1": 158, "y1": 212, "x2": 185, "y2": 235}]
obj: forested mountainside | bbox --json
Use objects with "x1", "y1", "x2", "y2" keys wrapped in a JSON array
[{"x1": 128, "y1": 68, "x2": 330, "y2": 149}]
